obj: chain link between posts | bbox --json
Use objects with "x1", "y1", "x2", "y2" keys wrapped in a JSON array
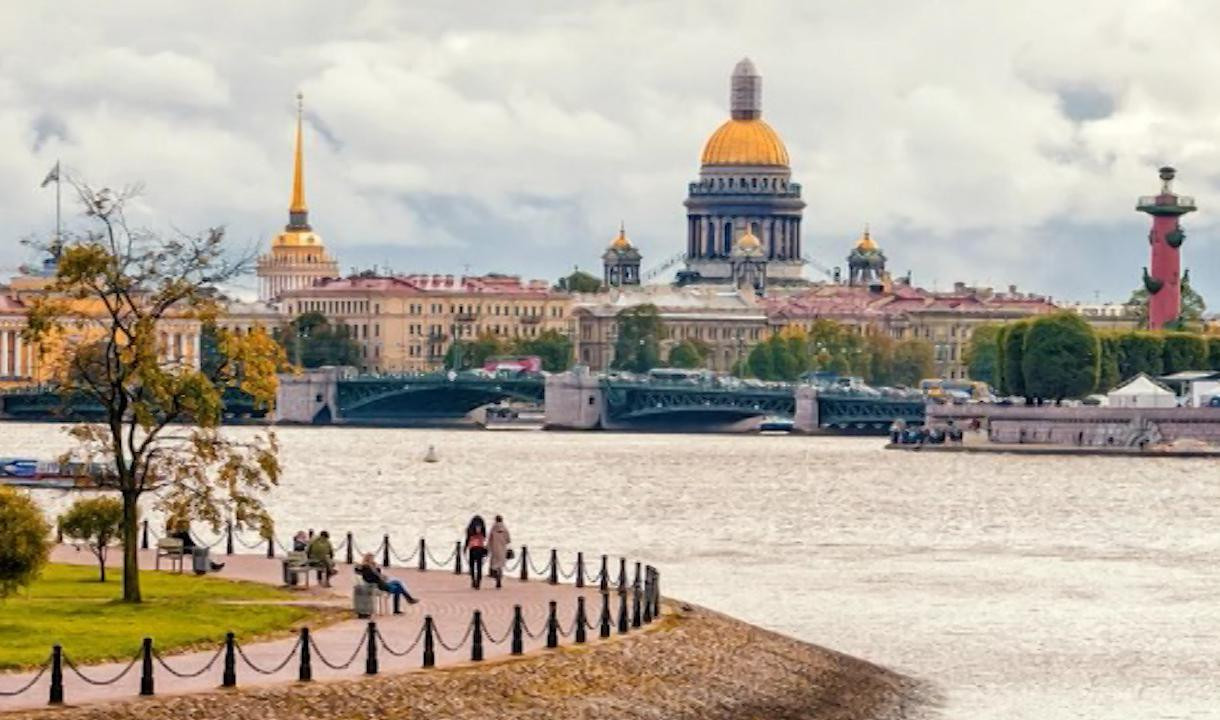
[
  {"x1": 376, "y1": 624, "x2": 426, "y2": 657},
  {"x1": 482, "y1": 618, "x2": 513, "y2": 645},
  {"x1": 433, "y1": 620, "x2": 475, "y2": 653},
  {"x1": 0, "y1": 658, "x2": 49, "y2": 696},
  {"x1": 234, "y1": 638, "x2": 300, "y2": 675},
  {"x1": 308, "y1": 632, "x2": 367, "y2": 670},
  {"x1": 426, "y1": 545, "x2": 457, "y2": 567},
  {"x1": 152, "y1": 645, "x2": 225, "y2": 679},
  {"x1": 62, "y1": 650, "x2": 141, "y2": 686},
  {"x1": 389, "y1": 541, "x2": 419, "y2": 564}
]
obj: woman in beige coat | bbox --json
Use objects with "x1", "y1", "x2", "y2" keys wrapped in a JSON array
[{"x1": 487, "y1": 515, "x2": 512, "y2": 589}]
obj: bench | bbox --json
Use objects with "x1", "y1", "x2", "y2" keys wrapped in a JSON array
[
  {"x1": 353, "y1": 581, "x2": 389, "y2": 618},
  {"x1": 282, "y1": 551, "x2": 324, "y2": 587},
  {"x1": 155, "y1": 538, "x2": 186, "y2": 573}
]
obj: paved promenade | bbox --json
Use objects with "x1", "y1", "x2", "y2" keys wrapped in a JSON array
[{"x1": 0, "y1": 544, "x2": 631, "y2": 712}]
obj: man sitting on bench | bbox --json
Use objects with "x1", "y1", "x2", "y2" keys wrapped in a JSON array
[
  {"x1": 166, "y1": 518, "x2": 225, "y2": 572},
  {"x1": 306, "y1": 530, "x2": 339, "y2": 587}
]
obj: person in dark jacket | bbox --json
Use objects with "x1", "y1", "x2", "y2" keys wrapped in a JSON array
[
  {"x1": 355, "y1": 553, "x2": 419, "y2": 612},
  {"x1": 165, "y1": 518, "x2": 224, "y2": 572},
  {"x1": 464, "y1": 515, "x2": 488, "y2": 589}
]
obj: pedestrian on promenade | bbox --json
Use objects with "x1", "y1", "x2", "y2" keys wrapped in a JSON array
[
  {"x1": 292, "y1": 530, "x2": 308, "y2": 551},
  {"x1": 488, "y1": 515, "x2": 512, "y2": 589},
  {"x1": 464, "y1": 515, "x2": 488, "y2": 590},
  {"x1": 355, "y1": 553, "x2": 419, "y2": 611},
  {"x1": 307, "y1": 530, "x2": 338, "y2": 587}
]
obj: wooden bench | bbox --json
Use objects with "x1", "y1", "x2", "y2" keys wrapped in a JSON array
[
  {"x1": 155, "y1": 538, "x2": 185, "y2": 573},
  {"x1": 282, "y1": 551, "x2": 318, "y2": 587}
]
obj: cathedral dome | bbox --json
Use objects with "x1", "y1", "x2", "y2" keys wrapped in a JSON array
[{"x1": 701, "y1": 119, "x2": 790, "y2": 167}]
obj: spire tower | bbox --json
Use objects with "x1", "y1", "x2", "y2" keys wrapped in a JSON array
[
  {"x1": 288, "y1": 92, "x2": 310, "y2": 230},
  {"x1": 1136, "y1": 166, "x2": 1196, "y2": 329}
]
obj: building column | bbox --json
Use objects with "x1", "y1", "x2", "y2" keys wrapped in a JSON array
[
  {"x1": 193, "y1": 332, "x2": 202, "y2": 370},
  {"x1": 13, "y1": 333, "x2": 23, "y2": 378},
  {"x1": 0, "y1": 330, "x2": 8, "y2": 377}
]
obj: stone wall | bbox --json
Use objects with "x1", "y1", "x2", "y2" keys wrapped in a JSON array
[
  {"x1": 274, "y1": 368, "x2": 339, "y2": 424},
  {"x1": 543, "y1": 369, "x2": 604, "y2": 430},
  {"x1": 929, "y1": 405, "x2": 1220, "y2": 447}
]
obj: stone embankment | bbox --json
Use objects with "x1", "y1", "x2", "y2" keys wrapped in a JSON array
[{"x1": 4, "y1": 604, "x2": 939, "y2": 720}]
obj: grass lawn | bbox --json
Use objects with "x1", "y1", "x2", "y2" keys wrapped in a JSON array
[{"x1": 0, "y1": 563, "x2": 323, "y2": 670}]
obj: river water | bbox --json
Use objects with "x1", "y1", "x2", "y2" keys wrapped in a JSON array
[{"x1": 5, "y1": 422, "x2": 1219, "y2": 719}]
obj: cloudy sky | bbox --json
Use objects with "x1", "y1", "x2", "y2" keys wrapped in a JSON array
[{"x1": 2, "y1": 1, "x2": 1219, "y2": 304}]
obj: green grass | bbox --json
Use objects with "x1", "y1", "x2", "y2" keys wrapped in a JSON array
[{"x1": 0, "y1": 563, "x2": 321, "y2": 670}]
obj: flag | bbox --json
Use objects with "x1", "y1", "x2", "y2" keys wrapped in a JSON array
[{"x1": 40, "y1": 162, "x2": 59, "y2": 188}]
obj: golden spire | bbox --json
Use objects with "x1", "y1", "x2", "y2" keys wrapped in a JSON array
[
  {"x1": 610, "y1": 221, "x2": 632, "y2": 250},
  {"x1": 290, "y1": 92, "x2": 307, "y2": 215},
  {"x1": 856, "y1": 223, "x2": 878, "y2": 252}
]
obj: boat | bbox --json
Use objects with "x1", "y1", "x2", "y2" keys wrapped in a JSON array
[
  {"x1": 0, "y1": 457, "x2": 105, "y2": 489},
  {"x1": 423, "y1": 445, "x2": 439, "y2": 463},
  {"x1": 758, "y1": 416, "x2": 794, "y2": 433}
]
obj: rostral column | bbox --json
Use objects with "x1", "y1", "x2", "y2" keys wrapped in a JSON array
[{"x1": 1136, "y1": 166, "x2": 1196, "y2": 329}]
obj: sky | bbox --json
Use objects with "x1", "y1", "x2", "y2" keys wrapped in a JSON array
[{"x1": 3, "y1": 1, "x2": 1220, "y2": 305}]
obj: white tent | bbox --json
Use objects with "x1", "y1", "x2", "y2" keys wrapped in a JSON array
[{"x1": 1107, "y1": 373, "x2": 1177, "y2": 408}]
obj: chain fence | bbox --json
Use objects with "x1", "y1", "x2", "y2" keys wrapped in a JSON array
[
  {"x1": 152, "y1": 645, "x2": 225, "y2": 679},
  {"x1": 62, "y1": 651, "x2": 141, "y2": 686}
]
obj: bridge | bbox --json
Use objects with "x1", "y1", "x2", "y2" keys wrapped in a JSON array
[{"x1": 2, "y1": 370, "x2": 925, "y2": 433}]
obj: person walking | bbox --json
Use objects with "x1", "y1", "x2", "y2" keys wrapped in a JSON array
[
  {"x1": 355, "y1": 553, "x2": 419, "y2": 612},
  {"x1": 464, "y1": 515, "x2": 488, "y2": 590},
  {"x1": 487, "y1": 515, "x2": 512, "y2": 589}
]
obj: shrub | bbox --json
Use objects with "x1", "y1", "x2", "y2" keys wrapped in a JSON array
[
  {"x1": 59, "y1": 497, "x2": 125, "y2": 582},
  {"x1": 0, "y1": 486, "x2": 51, "y2": 597}
]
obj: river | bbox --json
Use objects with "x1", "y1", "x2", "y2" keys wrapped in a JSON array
[{"x1": 5, "y1": 422, "x2": 1219, "y2": 719}]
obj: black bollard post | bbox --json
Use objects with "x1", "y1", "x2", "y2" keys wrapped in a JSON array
[
  {"x1": 546, "y1": 600, "x2": 559, "y2": 649},
  {"x1": 56, "y1": 522, "x2": 63, "y2": 544},
  {"x1": 298, "y1": 628, "x2": 312, "y2": 682},
  {"x1": 141, "y1": 520, "x2": 149, "y2": 550},
  {"x1": 599, "y1": 554, "x2": 608, "y2": 592},
  {"x1": 393, "y1": 591, "x2": 401, "y2": 615},
  {"x1": 617, "y1": 590, "x2": 629, "y2": 634},
  {"x1": 345, "y1": 531, "x2": 354, "y2": 565},
  {"x1": 382, "y1": 534, "x2": 391, "y2": 568},
  {"x1": 266, "y1": 534, "x2": 274, "y2": 559},
  {"x1": 519, "y1": 546, "x2": 529, "y2": 581},
  {"x1": 643, "y1": 572, "x2": 654, "y2": 624},
  {"x1": 511, "y1": 605, "x2": 524, "y2": 655},
  {"x1": 471, "y1": 611, "x2": 484, "y2": 662},
  {"x1": 653, "y1": 569, "x2": 661, "y2": 617},
  {"x1": 364, "y1": 622, "x2": 378, "y2": 675},
  {"x1": 617, "y1": 557, "x2": 627, "y2": 594},
  {"x1": 632, "y1": 561, "x2": 641, "y2": 591},
  {"x1": 575, "y1": 552, "x2": 585, "y2": 588},
  {"x1": 422, "y1": 616, "x2": 436, "y2": 668},
  {"x1": 599, "y1": 592, "x2": 612, "y2": 639},
  {"x1": 548, "y1": 548, "x2": 558, "y2": 585},
  {"x1": 632, "y1": 584, "x2": 642, "y2": 628},
  {"x1": 575, "y1": 597, "x2": 588, "y2": 644},
  {"x1": 454, "y1": 540, "x2": 462, "y2": 575},
  {"x1": 419, "y1": 538, "x2": 427, "y2": 571},
  {"x1": 226, "y1": 522, "x2": 234, "y2": 556},
  {"x1": 222, "y1": 633, "x2": 237, "y2": 688},
  {"x1": 49, "y1": 645, "x2": 63, "y2": 705},
  {"x1": 140, "y1": 637, "x2": 154, "y2": 696}
]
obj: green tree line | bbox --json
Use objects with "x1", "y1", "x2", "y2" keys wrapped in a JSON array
[{"x1": 966, "y1": 313, "x2": 1220, "y2": 401}]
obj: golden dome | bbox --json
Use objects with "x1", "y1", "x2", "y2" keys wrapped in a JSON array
[
  {"x1": 609, "y1": 222, "x2": 632, "y2": 250},
  {"x1": 701, "y1": 118, "x2": 789, "y2": 167},
  {"x1": 735, "y1": 225, "x2": 762, "y2": 253},
  {"x1": 274, "y1": 229, "x2": 322, "y2": 247},
  {"x1": 856, "y1": 227, "x2": 878, "y2": 252}
]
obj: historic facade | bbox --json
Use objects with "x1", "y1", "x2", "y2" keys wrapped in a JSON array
[
  {"x1": 602, "y1": 224, "x2": 641, "y2": 288},
  {"x1": 256, "y1": 95, "x2": 339, "y2": 302},
  {"x1": 681, "y1": 59, "x2": 806, "y2": 285},
  {"x1": 280, "y1": 274, "x2": 572, "y2": 373},
  {"x1": 846, "y1": 227, "x2": 886, "y2": 287}
]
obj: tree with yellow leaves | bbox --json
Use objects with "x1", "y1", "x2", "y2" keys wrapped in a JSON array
[{"x1": 24, "y1": 183, "x2": 286, "y2": 603}]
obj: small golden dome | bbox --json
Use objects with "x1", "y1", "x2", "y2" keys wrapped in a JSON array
[
  {"x1": 701, "y1": 119, "x2": 789, "y2": 167},
  {"x1": 856, "y1": 227, "x2": 878, "y2": 252},
  {"x1": 275, "y1": 229, "x2": 322, "y2": 247},
  {"x1": 736, "y1": 225, "x2": 762, "y2": 252},
  {"x1": 609, "y1": 222, "x2": 632, "y2": 251}
]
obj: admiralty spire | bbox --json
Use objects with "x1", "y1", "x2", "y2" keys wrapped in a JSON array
[
  {"x1": 680, "y1": 58, "x2": 806, "y2": 286},
  {"x1": 256, "y1": 93, "x2": 339, "y2": 302}
]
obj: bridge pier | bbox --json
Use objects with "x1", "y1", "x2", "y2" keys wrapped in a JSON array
[
  {"x1": 793, "y1": 385, "x2": 818, "y2": 434},
  {"x1": 543, "y1": 368, "x2": 603, "y2": 430},
  {"x1": 275, "y1": 368, "x2": 341, "y2": 424}
]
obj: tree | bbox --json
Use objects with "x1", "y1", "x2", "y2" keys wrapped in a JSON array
[
  {"x1": 1001, "y1": 320, "x2": 1030, "y2": 398},
  {"x1": 668, "y1": 339, "x2": 709, "y2": 369},
  {"x1": 1096, "y1": 332, "x2": 1121, "y2": 392},
  {"x1": 24, "y1": 183, "x2": 284, "y2": 603},
  {"x1": 59, "y1": 497, "x2": 125, "y2": 582},
  {"x1": 1162, "y1": 332, "x2": 1208, "y2": 374},
  {"x1": 277, "y1": 312, "x2": 361, "y2": 368},
  {"x1": 445, "y1": 333, "x2": 508, "y2": 370},
  {"x1": 1021, "y1": 312, "x2": 1099, "y2": 402},
  {"x1": 863, "y1": 332, "x2": 897, "y2": 386},
  {"x1": 964, "y1": 324, "x2": 1001, "y2": 387},
  {"x1": 994, "y1": 325, "x2": 1009, "y2": 394},
  {"x1": 612, "y1": 304, "x2": 663, "y2": 373},
  {"x1": 1209, "y1": 336, "x2": 1220, "y2": 372},
  {"x1": 746, "y1": 340, "x2": 776, "y2": 379},
  {"x1": 891, "y1": 339, "x2": 935, "y2": 387},
  {"x1": 555, "y1": 269, "x2": 603, "y2": 293},
  {"x1": 515, "y1": 329, "x2": 573, "y2": 372},
  {"x1": 1117, "y1": 331, "x2": 1164, "y2": 379},
  {"x1": 0, "y1": 486, "x2": 50, "y2": 598}
]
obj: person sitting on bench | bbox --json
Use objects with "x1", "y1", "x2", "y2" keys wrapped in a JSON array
[
  {"x1": 165, "y1": 518, "x2": 225, "y2": 572},
  {"x1": 355, "y1": 553, "x2": 419, "y2": 612},
  {"x1": 307, "y1": 530, "x2": 339, "y2": 587}
]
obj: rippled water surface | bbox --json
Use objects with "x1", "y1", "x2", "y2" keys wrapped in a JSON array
[{"x1": 6, "y1": 423, "x2": 1220, "y2": 719}]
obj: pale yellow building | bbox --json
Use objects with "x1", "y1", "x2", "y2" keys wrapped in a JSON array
[
  {"x1": 256, "y1": 94, "x2": 339, "y2": 302},
  {"x1": 280, "y1": 274, "x2": 572, "y2": 373}
]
